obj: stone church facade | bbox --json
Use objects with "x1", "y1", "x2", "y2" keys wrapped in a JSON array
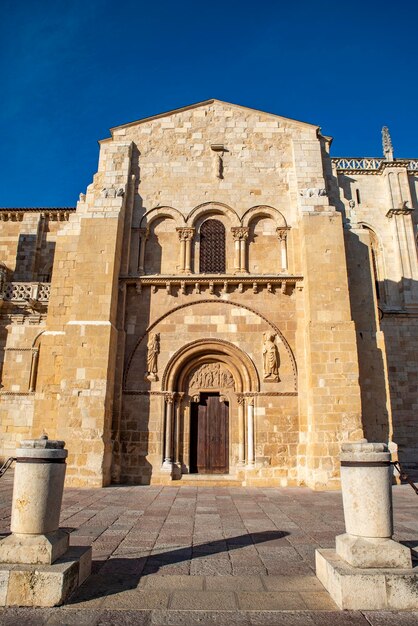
[{"x1": 0, "y1": 100, "x2": 417, "y2": 490}]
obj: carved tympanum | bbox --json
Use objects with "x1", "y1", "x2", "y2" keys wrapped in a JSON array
[
  {"x1": 145, "y1": 332, "x2": 160, "y2": 381},
  {"x1": 188, "y1": 362, "x2": 235, "y2": 391},
  {"x1": 262, "y1": 332, "x2": 280, "y2": 381}
]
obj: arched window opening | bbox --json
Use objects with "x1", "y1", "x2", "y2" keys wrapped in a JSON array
[
  {"x1": 363, "y1": 226, "x2": 383, "y2": 304},
  {"x1": 370, "y1": 245, "x2": 380, "y2": 301},
  {"x1": 199, "y1": 219, "x2": 226, "y2": 273}
]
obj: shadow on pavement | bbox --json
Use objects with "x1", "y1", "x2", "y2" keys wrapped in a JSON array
[{"x1": 67, "y1": 530, "x2": 289, "y2": 603}]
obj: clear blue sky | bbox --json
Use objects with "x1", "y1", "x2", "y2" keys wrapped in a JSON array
[{"x1": 1, "y1": 0, "x2": 416, "y2": 207}]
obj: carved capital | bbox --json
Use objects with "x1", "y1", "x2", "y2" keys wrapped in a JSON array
[
  {"x1": 276, "y1": 227, "x2": 290, "y2": 241},
  {"x1": 231, "y1": 227, "x2": 249, "y2": 241},
  {"x1": 177, "y1": 227, "x2": 195, "y2": 242},
  {"x1": 165, "y1": 393, "x2": 175, "y2": 405},
  {"x1": 138, "y1": 228, "x2": 149, "y2": 241}
]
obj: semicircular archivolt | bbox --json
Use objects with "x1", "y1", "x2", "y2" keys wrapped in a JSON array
[
  {"x1": 162, "y1": 338, "x2": 259, "y2": 392},
  {"x1": 124, "y1": 299, "x2": 297, "y2": 390}
]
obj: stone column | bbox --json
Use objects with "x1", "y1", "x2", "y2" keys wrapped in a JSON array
[
  {"x1": 28, "y1": 347, "x2": 40, "y2": 393},
  {"x1": 177, "y1": 228, "x2": 195, "y2": 274},
  {"x1": 138, "y1": 228, "x2": 148, "y2": 274},
  {"x1": 184, "y1": 402, "x2": 191, "y2": 471},
  {"x1": 163, "y1": 394, "x2": 175, "y2": 470},
  {"x1": 237, "y1": 395, "x2": 245, "y2": 465},
  {"x1": 232, "y1": 227, "x2": 249, "y2": 273},
  {"x1": 233, "y1": 238, "x2": 240, "y2": 272},
  {"x1": 129, "y1": 229, "x2": 140, "y2": 275},
  {"x1": 277, "y1": 227, "x2": 290, "y2": 273},
  {"x1": 336, "y1": 441, "x2": 411, "y2": 568},
  {"x1": 174, "y1": 393, "x2": 184, "y2": 467},
  {"x1": 246, "y1": 396, "x2": 255, "y2": 466}
]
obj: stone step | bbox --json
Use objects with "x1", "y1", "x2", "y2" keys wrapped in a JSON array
[{"x1": 177, "y1": 474, "x2": 243, "y2": 487}]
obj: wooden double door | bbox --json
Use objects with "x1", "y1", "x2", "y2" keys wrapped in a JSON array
[{"x1": 190, "y1": 393, "x2": 229, "y2": 474}]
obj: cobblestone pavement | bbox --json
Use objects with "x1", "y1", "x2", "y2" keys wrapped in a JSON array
[{"x1": 0, "y1": 472, "x2": 417, "y2": 625}]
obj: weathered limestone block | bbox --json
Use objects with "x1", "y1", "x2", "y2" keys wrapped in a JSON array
[{"x1": 0, "y1": 546, "x2": 91, "y2": 607}]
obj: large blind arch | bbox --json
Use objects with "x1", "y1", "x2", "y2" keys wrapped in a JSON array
[{"x1": 199, "y1": 219, "x2": 226, "y2": 273}]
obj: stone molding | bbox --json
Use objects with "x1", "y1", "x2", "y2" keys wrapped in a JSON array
[
  {"x1": 0, "y1": 209, "x2": 73, "y2": 221},
  {"x1": 122, "y1": 390, "x2": 298, "y2": 396},
  {"x1": 160, "y1": 337, "x2": 260, "y2": 393},
  {"x1": 139, "y1": 201, "x2": 289, "y2": 229},
  {"x1": 125, "y1": 275, "x2": 302, "y2": 298}
]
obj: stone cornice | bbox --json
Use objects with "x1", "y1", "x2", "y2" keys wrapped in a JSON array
[
  {"x1": 0, "y1": 208, "x2": 75, "y2": 221},
  {"x1": 122, "y1": 274, "x2": 303, "y2": 296}
]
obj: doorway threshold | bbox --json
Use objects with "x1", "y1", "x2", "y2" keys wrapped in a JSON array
[{"x1": 179, "y1": 474, "x2": 243, "y2": 487}]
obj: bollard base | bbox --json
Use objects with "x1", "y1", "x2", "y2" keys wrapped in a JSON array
[
  {"x1": 0, "y1": 529, "x2": 69, "y2": 565},
  {"x1": 0, "y1": 545, "x2": 91, "y2": 607},
  {"x1": 316, "y1": 548, "x2": 418, "y2": 610},
  {"x1": 336, "y1": 533, "x2": 412, "y2": 569}
]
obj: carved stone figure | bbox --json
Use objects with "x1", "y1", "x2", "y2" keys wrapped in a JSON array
[
  {"x1": 145, "y1": 333, "x2": 160, "y2": 381},
  {"x1": 262, "y1": 332, "x2": 280, "y2": 381}
]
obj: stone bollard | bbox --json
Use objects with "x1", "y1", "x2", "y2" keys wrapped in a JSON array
[
  {"x1": 0, "y1": 435, "x2": 69, "y2": 564},
  {"x1": 316, "y1": 440, "x2": 418, "y2": 610},
  {"x1": 336, "y1": 441, "x2": 411, "y2": 568},
  {"x1": 0, "y1": 436, "x2": 92, "y2": 607}
]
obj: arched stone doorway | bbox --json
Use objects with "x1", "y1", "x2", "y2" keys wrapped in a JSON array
[{"x1": 161, "y1": 339, "x2": 259, "y2": 478}]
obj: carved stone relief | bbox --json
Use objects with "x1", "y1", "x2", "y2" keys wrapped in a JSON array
[
  {"x1": 262, "y1": 332, "x2": 280, "y2": 381},
  {"x1": 145, "y1": 332, "x2": 160, "y2": 381},
  {"x1": 101, "y1": 187, "x2": 125, "y2": 198},
  {"x1": 300, "y1": 188, "x2": 327, "y2": 198},
  {"x1": 188, "y1": 362, "x2": 235, "y2": 391}
]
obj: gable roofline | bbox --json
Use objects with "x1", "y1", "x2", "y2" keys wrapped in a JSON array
[{"x1": 108, "y1": 99, "x2": 320, "y2": 135}]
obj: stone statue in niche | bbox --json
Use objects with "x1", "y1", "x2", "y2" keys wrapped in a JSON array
[
  {"x1": 188, "y1": 363, "x2": 235, "y2": 391},
  {"x1": 262, "y1": 332, "x2": 280, "y2": 381},
  {"x1": 145, "y1": 332, "x2": 160, "y2": 382}
]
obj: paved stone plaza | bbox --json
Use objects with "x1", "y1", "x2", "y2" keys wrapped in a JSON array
[{"x1": 0, "y1": 474, "x2": 417, "y2": 624}]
